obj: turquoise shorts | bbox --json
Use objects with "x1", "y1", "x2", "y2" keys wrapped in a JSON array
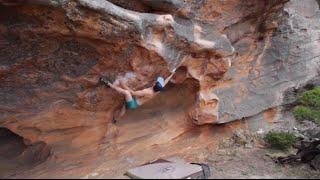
[{"x1": 125, "y1": 97, "x2": 139, "y2": 110}]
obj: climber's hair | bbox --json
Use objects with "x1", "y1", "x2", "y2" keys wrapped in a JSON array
[
  {"x1": 153, "y1": 76, "x2": 165, "y2": 92},
  {"x1": 153, "y1": 82, "x2": 164, "y2": 92}
]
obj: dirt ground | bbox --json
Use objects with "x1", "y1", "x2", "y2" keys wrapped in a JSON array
[
  {"x1": 109, "y1": 133, "x2": 320, "y2": 179},
  {"x1": 202, "y1": 103, "x2": 320, "y2": 179},
  {"x1": 206, "y1": 147, "x2": 320, "y2": 179}
]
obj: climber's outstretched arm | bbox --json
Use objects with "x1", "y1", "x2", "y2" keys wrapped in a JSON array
[
  {"x1": 118, "y1": 81, "x2": 150, "y2": 97},
  {"x1": 115, "y1": 68, "x2": 177, "y2": 97},
  {"x1": 164, "y1": 69, "x2": 176, "y2": 86},
  {"x1": 131, "y1": 88, "x2": 153, "y2": 97},
  {"x1": 132, "y1": 69, "x2": 177, "y2": 96}
]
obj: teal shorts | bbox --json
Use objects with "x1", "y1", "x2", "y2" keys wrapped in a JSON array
[{"x1": 125, "y1": 97, "x2": 139, "y2": 110}]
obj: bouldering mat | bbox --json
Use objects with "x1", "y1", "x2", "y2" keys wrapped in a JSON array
[{"x1": 125, "y1": 158, "x2": 210, "y2": 179}]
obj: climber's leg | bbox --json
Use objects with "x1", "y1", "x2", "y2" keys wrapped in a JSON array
[
  {"x1": 113, "y1": 105, "x2": 126, "y2": 124},
  {"x1": 110, "y1": 83, "x2": 139, "y2": 110},
  {"x1": 119, "y1": 80, "x2": 133, "y2": 91},
  {"x1": 119, "y1": 105, "x2": 126, "y2": 117},
  {"x1": 108, "y1": 83, "x2": 134, "y2": 102},
  {"x1": 123, "y1": 90, "x2": 134, "y2": 103},
  {"x1": 108, "y1": 83, "x2": 138, "y2": 123}
]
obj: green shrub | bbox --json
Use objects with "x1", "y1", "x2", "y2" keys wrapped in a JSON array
[
  {"x1": 293, "y1": 106, "x2": 320, "y2": 123},
  {"x1": 264, "y1": 131, "x2": 297, "y2": 150},
  {"x1": 299, "y1": 87, "x2": 320, "y2": 108}
]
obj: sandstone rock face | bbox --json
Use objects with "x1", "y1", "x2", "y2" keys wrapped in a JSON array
[
  {"x1": 215, "y1": 0, "x2": 320, "y2": 123},
  {"x1": 0, "y1": 0, "x2": 319, "y2": 178}
]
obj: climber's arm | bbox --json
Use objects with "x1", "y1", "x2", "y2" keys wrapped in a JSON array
[
  {"x1": 131, "y1": 89, "x2": 152, "y2": 97},
  {"x1": 118, "y1": 80, "x2": 150, "y2": 97},
  {"x1": 119, "y1": 68, "x2": 177, "y2": 97},
  {"x1": 164, "y1": 68, "x2": 177, "y2": 86},
  {"x1": 132, "y1": 72, "x2": 176, "y2": 96}
]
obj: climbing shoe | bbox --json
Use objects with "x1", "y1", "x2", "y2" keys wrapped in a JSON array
[
  {"x1": 112, "y1": 117, "x2": 117, "y2": 124},
  {"x1": 100, "y1": 76, "x2": 112, "y2": 86}
]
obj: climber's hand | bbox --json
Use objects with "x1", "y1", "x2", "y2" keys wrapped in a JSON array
[{"x1": 171, "y1": 68, "x2": 177, "y2": 73}]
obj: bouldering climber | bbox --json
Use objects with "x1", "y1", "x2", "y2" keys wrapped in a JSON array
[{"x1": 100, "y1": 69, "x2": 176, "y2": 123}]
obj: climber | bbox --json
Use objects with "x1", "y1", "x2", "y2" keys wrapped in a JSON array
[{"x1": 100, "y1": 69, "x2": 176, "y2": 123}]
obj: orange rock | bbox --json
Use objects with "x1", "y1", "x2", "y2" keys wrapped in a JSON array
[{"x1": 0, "y1": 0, "x2": 319, "y2": 178}]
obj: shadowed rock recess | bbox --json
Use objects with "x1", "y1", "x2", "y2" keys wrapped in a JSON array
[{"x1": 0, "y1": 0, "x2": 319, "y2": 178}]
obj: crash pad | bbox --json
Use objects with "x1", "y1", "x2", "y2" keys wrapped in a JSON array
[{"x1": 125, "y1": 161, "x2": 203, "y2": 179}]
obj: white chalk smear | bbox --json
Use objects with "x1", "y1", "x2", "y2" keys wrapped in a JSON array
[{"x1": 119, "y1": 72, "x2": 137, "y2": 83}]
